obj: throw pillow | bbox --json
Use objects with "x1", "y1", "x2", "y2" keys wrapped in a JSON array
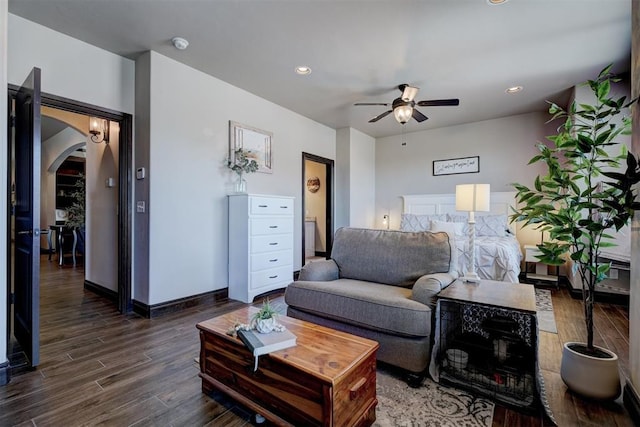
[
  {"x1": 430, "y1": 220, "x2": 462, "y2": 275},
  {"x1": 400, "y1": 213, "x2": 447, "y2": 232},
  {"x1": 446, "y1": 213, "x2": 470, "y2": 235}
]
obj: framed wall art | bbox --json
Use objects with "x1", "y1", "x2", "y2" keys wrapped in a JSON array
[
  {"x1": 433, "y1": 156, "x2": 479, "y2": 176},
  {"x1": 229, "y1": 121, "x2": 273, "y2": 173}
]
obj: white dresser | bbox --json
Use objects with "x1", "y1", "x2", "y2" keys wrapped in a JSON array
[{"x1": 228, "y1": 194, "x2": 295, "y2": 303}]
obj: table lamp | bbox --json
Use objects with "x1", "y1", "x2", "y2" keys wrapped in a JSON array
[{"x1": 456, "y1": 184, "x2": 491, "y2": 282}]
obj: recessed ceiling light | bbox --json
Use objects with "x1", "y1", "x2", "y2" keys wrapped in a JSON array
[
  {"x1": 295, "y1": 66, "x2": 312, "y2": 75},
  {"x1": 487, "y1": 0, "x2": 509, "y2": 5},
  {"x1": 506, "y1": 86, "x2": 523, "y2": 94},
  {"x1": 171, "y1": 37, "x2": 189, "y2": 50}
]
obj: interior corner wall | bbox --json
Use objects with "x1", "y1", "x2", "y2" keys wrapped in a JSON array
[
  {"x1": 334, "y1": 127, "x2": 376, "y2": 229},
  {"x1": 374, "y1": 112, "x2": 551, "y2": 247},
  {"x1": 144, "y1": 51, "x2": 335, "y2": 305},
  {"x1": 1, "y1": 1, "x2": 9, "y2": 369},
  {"x1": 335, "y1": 128, "x2": 351, "y2": 229},
  {"x1": 347, "y1": 129, "x2": 376, "y2": 228},
  {"x1": 133, "y1": 52, "x2": 151, "y2": 305}
]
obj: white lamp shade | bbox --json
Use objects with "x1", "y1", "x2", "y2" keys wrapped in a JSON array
[{"x1": 456, "y1": 184, "x2": 491, "y2": 212}]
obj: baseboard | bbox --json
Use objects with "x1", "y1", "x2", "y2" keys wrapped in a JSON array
[
  {"x1": 84, "y1": 280, "x2": 118, "y2": 302},
  {"x1": 565, "y1": 284, "x2": 629, "y2": 305},
  {"x1": 0, "y1": 361, "x2": 10, "y2": 386},
  {"x1": 624, "y1": 380, "x2": 640, "y2": 425},
  {"x1": 133, "y1": 288, "x2": 229, "y2": 319}
]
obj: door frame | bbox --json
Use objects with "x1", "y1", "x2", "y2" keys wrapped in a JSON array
[
  {"x1": 7, "y1": 86, "x2": 133, "y2": 313},
  {"x1": 301, "y1": 152, "x2": 334, "y2": 267}
]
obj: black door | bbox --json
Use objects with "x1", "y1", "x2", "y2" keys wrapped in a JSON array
[{"x1": 13, "y1": 67, "x2": 42, "y2": 367}]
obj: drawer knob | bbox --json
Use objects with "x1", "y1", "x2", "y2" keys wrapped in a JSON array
[
  {"x1": 280, "y1": 206, "x2": 288, "y2": 209},
  {"x1": 269, "y1": 275, "x2": 278, "y2": 279},
  {"x1": 269, "y1": 225, "x2": 278, "y2": 229},
  {"x1": 269, "y1": 259, "x2": 278, "y2": 262},
  {"x1": 269, "y1": 242, "x2": 278, "y2": 246},
  {"x1": 258, "y1": 204, "x2": 268, "y2": 208}
]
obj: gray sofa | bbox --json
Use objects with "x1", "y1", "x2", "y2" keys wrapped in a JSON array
[{"x1": 284, "y1": 227, "x2": 458, "y2": 385}]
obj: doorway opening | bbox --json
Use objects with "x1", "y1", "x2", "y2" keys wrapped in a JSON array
[
  {"x1": 301, "y1": 153, "x2": 334, "y2": 267},
  {"x1": 7, "y1": 80, "x2": 133, "y2": 371}
]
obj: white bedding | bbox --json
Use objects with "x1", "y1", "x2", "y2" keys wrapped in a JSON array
[
  {"x1": 400, "y1": 210, "x2": 522, "y2": 283},
  {"x1": 456, "y1": 234, "x2": 522, "y2": 283}
]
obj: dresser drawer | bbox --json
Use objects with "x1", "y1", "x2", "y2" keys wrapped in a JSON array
[
  {"x1": 251, "y1": 250, "x2": 292, "y2": 271},
  {"x1": 251, "y1": 234, "x2": 293, "y2": 253},
  {"x1": 251, "y1": 218, "x2": 294, "y2": 235},
  {"x1": 250, "y1": 197, "x2": 294, "y2": 215},
  {"x1": 251, "y1": 265, "x2": 292, "y2": 290}
]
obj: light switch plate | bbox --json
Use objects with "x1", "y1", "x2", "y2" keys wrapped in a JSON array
[
  {"x1": 136, "y1": 167, "x2": 145, "y2": 180},
  {"x1": 136, "y1": 201, "x2": 145, "y2": 213}
]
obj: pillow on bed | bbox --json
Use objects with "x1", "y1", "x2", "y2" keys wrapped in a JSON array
[
  {"x1": 446, "y1": 214, "x2": 470, "y2": 235},
  {"x1": 476, "y1": 214, "x2": 508, "y2": 237},
  {"x1": 400, "y1": 213, "x2": 447, "y2": 231},
  {"x1": 431, "y1": 220, "x2": 464, "y2": 237},
  {"x1": 430, "y1": 220, "x2": 463, "y2": 274}
]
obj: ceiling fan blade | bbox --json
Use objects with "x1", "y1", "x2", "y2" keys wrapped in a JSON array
[
  {"x1": 417, "y1": 99, "x2": 460, "y2": 107},
  {"x1": 412, "y1": 108, "x2": 428, "y2": 123},
  {"x1": 369, "y1": 110, "x2": 392, "y2": 123},
  {"x1": 354, "y1": 102, "x2": 390, "y2": 106},
  {"x1": 401, "y1": 85, "x2": 419, "y2": 102}
]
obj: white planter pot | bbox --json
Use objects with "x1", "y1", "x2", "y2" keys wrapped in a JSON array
[
  {"x1": 255, "y1": 317, "x2": 277, "y2": 334},
  {"x1": 560, "y1": 341, "x2": 621, "y2": 400}
]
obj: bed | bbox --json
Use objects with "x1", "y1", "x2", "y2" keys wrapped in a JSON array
[{"x1": 401, "y1": 192, "x2": 522, "y2": 283}]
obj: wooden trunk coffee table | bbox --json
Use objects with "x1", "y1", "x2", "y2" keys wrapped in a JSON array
[{"x1": 197, "y1": 306, "x2": 379, "y2": 426}]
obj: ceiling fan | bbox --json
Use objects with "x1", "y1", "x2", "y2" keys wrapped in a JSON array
[{"x1": 354, "y1": 84, "x2": 459, "y2": 124}]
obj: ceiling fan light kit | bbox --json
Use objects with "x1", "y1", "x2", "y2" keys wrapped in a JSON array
[{"x1": 354, "y1": 84, "x2": 459, "y2": 125}]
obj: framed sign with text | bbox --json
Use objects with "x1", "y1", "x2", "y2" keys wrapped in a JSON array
[{"x1": 433, "y1": 156, "x2": 479, "y2": 176}]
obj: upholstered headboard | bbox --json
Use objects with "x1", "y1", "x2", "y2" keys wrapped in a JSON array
[{"x1": 401, "y1": 191, "x2": 518, "y2": 235}]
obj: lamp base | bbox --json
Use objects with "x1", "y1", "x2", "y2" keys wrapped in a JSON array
[{"x1": 461, "y1": 272, "x2": 481, "y2": 283}]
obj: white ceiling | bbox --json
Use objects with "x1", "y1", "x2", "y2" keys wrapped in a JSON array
[{"x1": 8, "y1": 0, "x2": 632, "y2": 138}]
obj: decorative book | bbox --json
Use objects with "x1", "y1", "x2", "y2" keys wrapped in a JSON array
[{"x1": 237, "y1": 328, "x2": 297, "y2": 371}]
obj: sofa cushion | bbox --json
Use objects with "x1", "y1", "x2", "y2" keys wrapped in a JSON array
[
  {"x1": 284, "y1": 279, "x2": 433, "y2": 337},
  {"x1": 331, "y1": 227, "x2": 451, "y2": 287}
]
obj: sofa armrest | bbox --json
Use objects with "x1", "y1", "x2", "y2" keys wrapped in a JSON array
[
  {"x1": 298, "y1": 259, "x2": 339, "y2": 281},
  {"x1": 411, "y1": 272, "x2": 458, "y2": 308}
]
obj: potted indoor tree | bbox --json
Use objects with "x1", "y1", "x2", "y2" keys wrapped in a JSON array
[{"x1": 511, "y1": 65, "x2": 640, "y2": 400}]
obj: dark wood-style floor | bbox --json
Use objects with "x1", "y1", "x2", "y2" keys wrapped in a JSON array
[{"x1": 0, "y1": 256, "x2": 634, "y2": 426}]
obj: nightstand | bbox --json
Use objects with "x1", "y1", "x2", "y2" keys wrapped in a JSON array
[{"x1": 524, "y1": 244, "x2": 558, "y2": 287}]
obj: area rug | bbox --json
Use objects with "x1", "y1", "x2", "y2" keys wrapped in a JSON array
[
  {"x1": 375, "y1": 366, "x2": 494, "y2": 427},
  {"x1": 535, "y1": 288, "x2": 558, "y2": 333}
]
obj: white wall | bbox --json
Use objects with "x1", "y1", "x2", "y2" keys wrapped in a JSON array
[
  {"x1": 85, "y1": 121, "x2": 119, "y2": 291},
  {"x1": 1, "y1": 1, "x2": 9, "y2": 371},
  {"x1": 8, "y1": 15, "x2": 134, "y2": 115},
  {"x1": 348, "y1": 129, "x2": 376, "y2": 228},
  {"x1": 334, "y1": 128, "x2": 376, "y2": 230},
  {"x1": 335, "y1": 128, "x2": 351, "y2": 229},
  {"x1": 375, "y1": 112, "x2": 552, "y2": 247},
  {"x1": 143, "y1": 51, "x2": 336, "y2": 305}
]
